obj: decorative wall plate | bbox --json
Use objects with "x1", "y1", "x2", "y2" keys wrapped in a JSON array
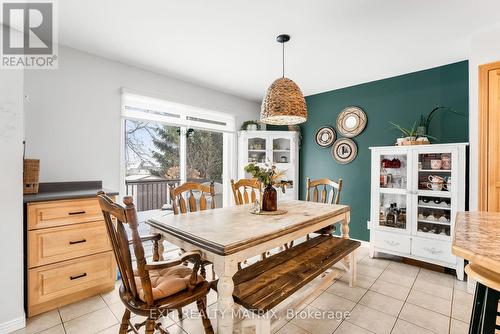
[
  {"x1": 336, "y1": 106, "x2": 367, "y2": 138},
  {"x1": 315, "y1": 126, "x2": 336, "y2": 147},
  {"x1": 332, "y1": 138, "x2": 358, "y2": 164}
]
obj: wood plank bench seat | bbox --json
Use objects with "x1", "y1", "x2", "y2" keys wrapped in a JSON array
[{"x1": 212, "y1": 235, "x2": 360, "y2": 312}]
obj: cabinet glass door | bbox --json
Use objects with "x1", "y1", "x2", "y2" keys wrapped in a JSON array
[
  {"x1": 415, "y1": 149, "x2": 456, "y2": 240},
  {"x1": 377, "y1": 153, "x2": 411, "y2": 232},
  {"x1": 247, "y1": 137, "x2": 267, "y2": 164},
  {"x1": 272, "y1": 137, "x2": 294, "y2": 199}
]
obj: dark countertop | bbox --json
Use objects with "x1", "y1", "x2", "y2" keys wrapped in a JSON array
[{"x1": 23, "y1": 181, "x2": 119, "y2": 203}]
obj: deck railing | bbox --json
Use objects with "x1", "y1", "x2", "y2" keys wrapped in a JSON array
[
  {"x1": 125, "y1": 178, "x2": 180, "y2": 212},
  {"x1": 125, "y1": 178, "x2": 214, "y2": 212}
]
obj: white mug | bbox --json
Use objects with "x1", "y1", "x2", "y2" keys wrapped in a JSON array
[{"x1": 427, "y1": 182, "x2": 443, "y2": 191}]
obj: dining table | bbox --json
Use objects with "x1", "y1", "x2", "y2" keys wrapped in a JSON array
[
  {"x1": 452, "y1": 212, "x2": 500, "y2": 333},
  {"x1": 147, "y1": 199, "x2": 352, "y2": 334}
]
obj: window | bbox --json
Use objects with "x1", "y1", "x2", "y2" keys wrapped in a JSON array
[{"x1": 122, "y1": 91, "x2": 235, "y2": 211}]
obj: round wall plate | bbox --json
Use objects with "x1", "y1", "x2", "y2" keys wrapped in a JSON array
[
  {"x1": 336, "y1": 106, "x2": 367, "y2": 138},
  {"x1": 332, "y1": 138, "x2": 358, "y2": 164},
  {"x1": 315, "y1": 126, "x2": 336, "y2": 147}
]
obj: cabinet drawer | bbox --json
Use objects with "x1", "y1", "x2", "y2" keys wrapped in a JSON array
[
  {"x1": 411, "y1": 238, "x2": 455, "y2": 264},
  {"x1": 28, "y1": 221, "x2": 112, "y2": 268},
  {"x1": 28, "y1": 198, "x2": 103, "y2": 230},
  {"x1": 373, "y1": 231, "x2": 410, "y2": 254},
  {"x1": 28, "y1": 252, "x2": 116, "y2": 309}
]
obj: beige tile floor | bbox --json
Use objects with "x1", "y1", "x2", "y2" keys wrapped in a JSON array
[{"x1": 15, "y1": 246, "x2": 474, "y2": 334}]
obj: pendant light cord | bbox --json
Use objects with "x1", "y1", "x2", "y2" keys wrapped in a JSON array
[{"x1": 282, "y1": 41, "x2": 285, "y2": 78}]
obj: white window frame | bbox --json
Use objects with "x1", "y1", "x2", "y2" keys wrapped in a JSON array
[{"x1": 120, "y1": 90, "x2": 236, "y2": 208}]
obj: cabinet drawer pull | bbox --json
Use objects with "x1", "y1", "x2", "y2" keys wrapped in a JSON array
[
  {"x1": 69, "y1": 273, "x2": 87, "y2": 280},
  {"x1": 69, "y1": 239, "x2": 86, "y2": 245},
  {"x1": 424, "y1": 247, "x2": 442, "y2": 255},
  {"x1": 68, "y1": 211, "x2": 86, "y2": 215},
  {"x1": 385, "y1": 240, "x2": 400, "y2": 246}
]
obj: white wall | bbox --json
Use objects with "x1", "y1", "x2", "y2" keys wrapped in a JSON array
[
  {"x1": 468, "y1": 23, "x2": 500, "y2": 210},
  {"x1": 24, "y1": 46, "x2": 260, "y2": 191},
  {"x1": 0, "y1": 69, "x2": 25, "y2": 331}
]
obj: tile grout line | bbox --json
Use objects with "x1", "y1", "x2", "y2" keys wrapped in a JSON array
[
  {"x1": 388, "y1": 264, "x2": 419, "y2": 333},
  {"x1": 448, "y1": 277, "x2": 455, "y2": 334},
  {"x1": 341, "y1": 256, "x2": 390, "y2": 334},
  {"x1": 57, "y1": 309, "x2": 68, "y2": 334}
]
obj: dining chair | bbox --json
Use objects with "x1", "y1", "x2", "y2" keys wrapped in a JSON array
[
  {"x1": 306, "y1": 177, "x2": 343, "y2": 236},
  {"x1": 287, "y1": 177, "x2": 343, "y2": 248},
  {"x1": 230, "y1": 178, "x2": 268, "y2": 267},
  {"x1": 170, "y1": 181, "x2": 216, "y2": 280},
  {"x1": 97, "y1": 192, "x2": 213, "y2": 334},
  {"x1": 230, "y1": 178, "x2": 260, "y2": 205}
]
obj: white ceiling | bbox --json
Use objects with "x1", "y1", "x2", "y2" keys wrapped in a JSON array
[{"x1": 57, "y1": 0, "x2": 500, "y2": 102}]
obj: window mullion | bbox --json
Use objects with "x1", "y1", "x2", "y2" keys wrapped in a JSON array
[{"x1": 180, "y1": 127, "x2": 187, "y2": 184}]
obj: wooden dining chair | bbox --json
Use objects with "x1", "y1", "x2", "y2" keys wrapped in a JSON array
[
  {"x1": 306, "y1": 177, "x2": 343, "y2": 235},
  {"x1": 170, "y1": 182, "x2": 216, "y2": 279},
  {"x1": 287, "y1": 177, "x2": 343, "y2": 248},
  {"x1": 230, "y1": 178, "x2": 268, "y2": 267},
  {"x1": 97, "y1": 192, "x2": 213, "y2": 334},
  {"x1": 231, "y1": 178, "x2": 260, "y2": 205}
]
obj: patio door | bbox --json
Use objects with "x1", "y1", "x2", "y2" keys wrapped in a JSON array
[{"x1": 122, "y1": 92, "x2": 235, "y2": 212}]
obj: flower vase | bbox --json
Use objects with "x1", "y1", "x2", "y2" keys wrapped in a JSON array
[{"x1": 262, "y1": 183, "x2": 277, "y2": 211}]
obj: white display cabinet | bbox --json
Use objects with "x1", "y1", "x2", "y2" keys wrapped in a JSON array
[
  {"x1": 238, "y1": 131, "x2": 299, "y2": 200},
  {"x1": 369, "y1": 143, "x2": 468, "y2": 280}
]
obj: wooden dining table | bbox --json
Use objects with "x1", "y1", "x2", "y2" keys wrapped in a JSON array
[
  {"x1": 147, "y1": 200, "x2": 352, "y2": 334},
  {"x1": 452, "y1": 212, "x2": 500, "y2": 333}
]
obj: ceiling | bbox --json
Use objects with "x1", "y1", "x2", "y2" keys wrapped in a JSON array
[{"x1": 56, "y1": 0, "x2": 500, "y2": 102}]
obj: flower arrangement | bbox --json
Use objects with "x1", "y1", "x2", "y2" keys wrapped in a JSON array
[{"x1": 244, "y1": 163, "x2": 287, "y2": 187}]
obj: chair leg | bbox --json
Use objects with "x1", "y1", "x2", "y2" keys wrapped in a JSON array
[
  {"x1": 197, "y1": 297, "x2": 214, "y2": 334},
  {"x1": 177, "y1": 307, "x2": 183, "y2": 320},
  {"x1": 211, "y1": 266, "x2": 216, "y2": 280},
  {"x1": 119, "y1": 309, "x2": 131, "y2": 334},
  {"x1": 145, "y1": 318, "x2": 155, "y2": 334},
  {"x1": 200, "y1": 264, "x2": 207, "y2": 279}
]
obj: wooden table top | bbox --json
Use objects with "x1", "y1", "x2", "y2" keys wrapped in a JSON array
[
  {"x1": 147, "y1": 200, "x2": 350, "y2": 256},
  {"x1": 453, "y1": 212, "x2": 500, "y2": 275}
]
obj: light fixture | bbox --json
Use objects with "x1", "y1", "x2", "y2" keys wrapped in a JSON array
[{"x1": 260, "y1": 34, "x2": 307, "y2": 125}]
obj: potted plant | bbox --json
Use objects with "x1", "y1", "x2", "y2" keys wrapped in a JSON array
[
  {"x1": 241, "y1": 120, "x2": 260, "y2": 131},
  {"x1": 389, "y1": 122, "x2": 433, "y2": 145}
]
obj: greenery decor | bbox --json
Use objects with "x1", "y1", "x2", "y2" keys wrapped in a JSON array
[
  {"x1": 241, "y1": 120, "x2": 260, "y2": 131},
  {"x1": 389, "y1": 121, "x2": 419, "y2": 138},
  {"x1": 244, "y1": 163, "x2": 287, "y2": 187},
  {"x1": 418, "y1": 106, "x2": 463, "y2": 133}
]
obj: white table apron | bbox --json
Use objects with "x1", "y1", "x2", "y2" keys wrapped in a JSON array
[{"x1": 147, "y1": 204, "x2": 351, "y2": 334}]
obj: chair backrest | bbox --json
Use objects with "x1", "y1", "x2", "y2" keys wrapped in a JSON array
[
  {"x1": 170, "y1": 182, "x2": 216, "y2": 214},
  {"x1": 231, "y1": 178, "x2": 261, "y2": 205},
  {"x1": 305, "y1": 177, "x2": 343, "y2": 204},
  {"x1": 97, "y1": 192, "x2": 155, "y2": 306}
]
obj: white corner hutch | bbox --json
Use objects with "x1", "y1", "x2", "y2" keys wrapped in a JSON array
[
  {"x1": 238, "y1": 131, "x2": 299, "y2": 200},
  {"x1": 369, "y1": 143, "x2": 468, "y2": 280}
]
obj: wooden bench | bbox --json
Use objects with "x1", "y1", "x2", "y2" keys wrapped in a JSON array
[{"x1": 212, "y1": 235, "x2": 359, "y2": 332}]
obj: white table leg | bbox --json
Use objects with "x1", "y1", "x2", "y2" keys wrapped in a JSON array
[
  {"x1": 349, "y1": 250, "x2": 357, "y2": 287},
  {"x1": 214, "y1": 257, "x2": 238, "y2": 334}
]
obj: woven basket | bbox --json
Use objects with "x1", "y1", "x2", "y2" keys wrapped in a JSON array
[{"x1": 23, "y1": 159, "x2": 40, "y2": 194}]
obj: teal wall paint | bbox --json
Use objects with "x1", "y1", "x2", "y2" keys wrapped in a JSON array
[{"x1": 300, "y1": 61, "x2": 469, "y2": 242}]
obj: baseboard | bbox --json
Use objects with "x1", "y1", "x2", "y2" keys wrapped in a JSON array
[
  {"x1": 0, "y1": 315, "x2": 26, "y2": 333},
  {"x1": 350, "y1": 237, "x2": 370, "y2": 248}
]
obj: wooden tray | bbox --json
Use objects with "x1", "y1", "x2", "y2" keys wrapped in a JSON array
[{"x1": 250, "y1": 209, "x2": 288, "y2": 216}]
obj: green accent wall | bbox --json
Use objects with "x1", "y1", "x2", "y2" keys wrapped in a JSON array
[{"x1": 300, "y1": 61, "x2": 469, "y2": 242}]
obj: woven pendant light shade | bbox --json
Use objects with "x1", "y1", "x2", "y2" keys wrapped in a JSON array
[{"x1": 260, "y1": 77, "x2": 307, "y2": 125}]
